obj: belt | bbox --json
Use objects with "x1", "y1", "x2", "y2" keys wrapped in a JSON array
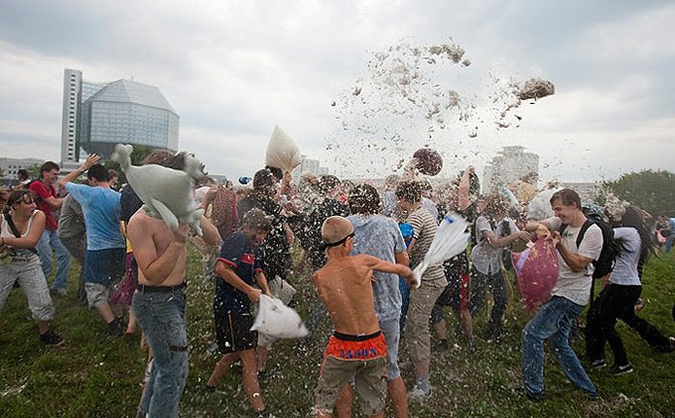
[{"x1": 136, "y1": 283, "x2": 186, "y2": 293}]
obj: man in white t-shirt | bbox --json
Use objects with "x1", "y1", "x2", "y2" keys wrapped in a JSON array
[{"x1": 521, "y1": 188, "x2": 602, "y2": 400}]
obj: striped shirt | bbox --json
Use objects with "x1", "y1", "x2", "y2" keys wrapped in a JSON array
[{"x1": 408, "y1": 206, "x2": 445, "y2": 281}]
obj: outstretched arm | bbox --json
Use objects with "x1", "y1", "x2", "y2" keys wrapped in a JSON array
[
  {"x1": 58, "y1": 154, "x2": 100, "y2": 189},
  {"x1": 363, "y1": 254, "x2": 418, "y2": 288},
  {"x1": 481, "y1": 229, "x2": 532, "y2": 249}
]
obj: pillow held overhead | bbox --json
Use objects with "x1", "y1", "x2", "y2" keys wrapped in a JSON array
[{"x1": 265, "y1": 125, "x2": 302, "y2": 172}]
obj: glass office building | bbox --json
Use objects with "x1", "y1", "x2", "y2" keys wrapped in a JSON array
[{"x1": 61, "y1": 69, "x2": 179, "y2": 162}]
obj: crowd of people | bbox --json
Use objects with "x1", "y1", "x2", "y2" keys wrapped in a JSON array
[{"x1": 1, "y1": 154, "x2": 674, "y2": 418}]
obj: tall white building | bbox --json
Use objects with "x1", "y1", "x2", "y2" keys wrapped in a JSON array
[
  {"x1": 61, "y1": 69, "x2": 83, "y2": 165},
  {"x1": 483, "y1": 146, "x2": 539, "y2": 193}
]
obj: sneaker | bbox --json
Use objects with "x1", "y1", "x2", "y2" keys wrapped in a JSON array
[
  {"x1": 512, "y1": 387, "x2": 545, "y2": 402},
  {"x1": 608, "y1": 363, "x2": 633, "y2": 376},
  {"x1": 407, "y1": 384, "x2": 432, "y2": 402},
  {"x1": 590, "y1": 359, "x2": 607, "y2": 368},
  {"x1": 40, "y1": 329, "x2": 64, "y2": 346}
]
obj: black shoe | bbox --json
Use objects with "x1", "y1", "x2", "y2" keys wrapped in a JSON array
[
  {"x1": 590, "y1": 359, "x2": 607, "y2": 368},
  {"x1": 513, "y1": 387, "x2": 545, "y2": 402},
  {"x1": 608, "y1": 363, "x2": 633, "y2": 376},
  {"x1": 107, "y1": 318, "x2": 124, "y2": 337},
  {"x1": 40, "y1": 329, "x2": 64, "y2": 346}
]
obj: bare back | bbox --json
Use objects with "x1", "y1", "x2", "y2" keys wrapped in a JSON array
[
  {"x1": 127, "y1": 209, "x2": 187, "y2": 287},
  {"x1": 312, "y1": 254, "x2": 381, "y2": 336}
]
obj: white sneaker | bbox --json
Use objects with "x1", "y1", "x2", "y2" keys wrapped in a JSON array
[{"x1": 408, "y1": 384, "x2": 432, "y2": 402}]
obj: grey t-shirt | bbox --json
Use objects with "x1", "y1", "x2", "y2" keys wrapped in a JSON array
[
  {"x1": 347, "y1": 214, "x2": 407, "y2": 322},
  {"x1": 610, "y1": 227, "x2": 641, "y2": 286},
  {"x1": 57, "y1": 194, "x2": 85, "y2": 240},
  {"x1": 548, "y1": 217, "x2": 603, "y2": 306},
  {"x1": 471, "y1": 216, "x2": 519, "y2": 275}
]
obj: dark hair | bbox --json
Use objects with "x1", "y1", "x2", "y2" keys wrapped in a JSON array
[
  {"x1": 615, "y1": 205, "x2": 652, "y2": 264},
  {"x1": 39, "y1": 161, "x2": 60, "y2": 176},
  {"x1": 265, "y1": 166, "x2": 283, "y2": 181},
  {"x1": 87, "y1": 164, "x2": 109, "y2": 182},
  {"x1": 242, "y1": 208, "x2": 273, "y2": 232},
  {"x1": 395, "y1": 180, "x2": 421, "y2": 203},
  {"x1": 253, "y1": 169, "x2": 276, "y2": 192},
  {"x1": 319, "y1": 175, "x2": 341, "y2": 194},
  {"x1": 550, "y1": 188, "x2": 581, "y2": 209},
  {"x1": 4, "y1": 189, "x2": 36, "y2": 214},
  {"x1": 348, "y1": 183, "x2": 381, "y2": 215},
  {"x1": 17, "y1": 169, "x2": 29, "y2": 181}
]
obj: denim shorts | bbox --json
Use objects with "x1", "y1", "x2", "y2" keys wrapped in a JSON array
[{"x1": 83, "y1": 248, "x2": 125, "y2": 287}]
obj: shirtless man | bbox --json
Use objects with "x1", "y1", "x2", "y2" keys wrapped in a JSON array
[
  {"x1": 312, "y1": 216, "x2": 418, "y2": 418},
  {"x1": 127, "y1": 156, "x2": 220, "y2": 418}
]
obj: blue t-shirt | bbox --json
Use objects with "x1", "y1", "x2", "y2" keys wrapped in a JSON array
[
  {"x1": 398, "y1": 222, "x2": 414, "y2": 248},
  {"x1": 347, "y1": 214, "x2": 407, "y2": 323},
  {"x1": 215, "y1": 231, "x2": 263, "y2": 314},
  {"x1": 65, "y1": 183, "x2": 125, "y2": 251}
]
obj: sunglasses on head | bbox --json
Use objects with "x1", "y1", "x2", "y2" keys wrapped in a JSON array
[{"x1": 18, "y1": 193, "x2": 34, "y2": 205}]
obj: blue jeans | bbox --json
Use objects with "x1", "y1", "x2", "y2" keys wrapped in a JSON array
[
  {"x1": 380, "y1": 318, "x2": 401, "y2": 380},
  {"x1": 37, "y1": 229, "x2": 72, "y2": 290},
  {"x1": 522, "y1": 296, "x2": 596, "y2": 396},
  {"x1": 666, "y1": 233, "x2": 675, "y2": 252},
  {"x1": 133, "y1": 288, "x2": 189, "y2": 418}
]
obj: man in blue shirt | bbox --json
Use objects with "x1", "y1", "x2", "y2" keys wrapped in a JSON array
[{"x1": 59, "y1": 154, "x2": 126, "y2": 336}]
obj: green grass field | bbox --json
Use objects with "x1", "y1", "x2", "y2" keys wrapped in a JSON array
[{"x1": 1, "y1": 247, "x2": 674, "y2": 417}]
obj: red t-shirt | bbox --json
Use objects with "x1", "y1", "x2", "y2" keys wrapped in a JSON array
[{"x1": 29, "y1": 181, "x2": 58, "y2": 231}]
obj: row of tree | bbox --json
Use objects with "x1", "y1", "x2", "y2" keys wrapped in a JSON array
[{"x1": 600, "y1": 170, "x2": 675, "y2": 218}]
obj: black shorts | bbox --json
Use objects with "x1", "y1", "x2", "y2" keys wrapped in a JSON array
[{"x1": 214, "y1": 311, "x2": 257, "y2": 354}]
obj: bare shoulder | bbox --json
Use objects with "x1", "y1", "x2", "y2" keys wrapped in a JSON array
[
  {"x1": 353, "y1": 253, "x2": 380, "y2": 267},
  {"x1": 128, "y1": 210, "x2": 160, "y2": 232},
  {"x1": 32, "y1": 209, "x2": 46, "y2": 221}
]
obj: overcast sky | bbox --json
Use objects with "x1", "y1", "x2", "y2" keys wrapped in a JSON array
[{"x1": 1, "y1": 0, "x2": 673, "y2": 184}]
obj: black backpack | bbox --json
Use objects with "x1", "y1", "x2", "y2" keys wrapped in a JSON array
[{"x1": 562, "y1": 218, "x2": 618, "y2": 279}]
